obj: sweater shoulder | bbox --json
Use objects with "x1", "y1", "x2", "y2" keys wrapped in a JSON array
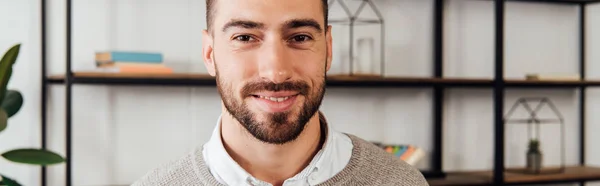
[
  {"x1": 131, "y1": 150, "x2": 205, "y2": 186},
  {"x1": 340, "y1": 134, "x2": 429, "y2": 186}
]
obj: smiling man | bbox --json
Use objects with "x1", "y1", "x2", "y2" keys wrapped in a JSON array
[{"x1": 132, "y1": 0, "x2": 428, "y2": 185}]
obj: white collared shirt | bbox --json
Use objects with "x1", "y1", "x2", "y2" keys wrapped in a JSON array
[{"x1": 202, "y1": 115, "x2": 353, "y2": 186}]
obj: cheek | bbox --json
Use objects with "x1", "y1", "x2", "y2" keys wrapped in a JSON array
[
  {"x1": 289, "y1": 52, "x2": 326, "y2": 93},
  {"x1": 214, "y1": 47, "x2": 259, "y2": 90}
]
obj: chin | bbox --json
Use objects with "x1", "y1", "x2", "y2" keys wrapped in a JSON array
[
  {"x1": 243, "y1": 108, "x2": 308, "y2": 144},
  {"x1": 224, "y1": 91, "x2": 322, "y2": 144},
  {"x1": 254, "y1": 108, "x2": 299, "y2": 126}
]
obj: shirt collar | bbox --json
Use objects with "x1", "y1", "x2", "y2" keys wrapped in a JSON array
[
  {"x1": 205, "y1": 115, "x2": 252, "y2": 185},
  {"x1": 204, "y1": 112, "x2": 334, "y2": 185}
]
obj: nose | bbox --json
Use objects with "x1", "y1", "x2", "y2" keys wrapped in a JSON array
[{"x1": 258, "y1": 39, "x2": 293, "y2": 84}]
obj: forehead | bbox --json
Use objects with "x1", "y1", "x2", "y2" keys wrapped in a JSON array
[{"x1": 212, "y1": 0, "x2": 324, "y2": 29}]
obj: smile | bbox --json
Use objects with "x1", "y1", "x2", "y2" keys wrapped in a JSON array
[
  {"x1": 254, "y1": 95, "x2": 291, "y2": 102},
  {"x1": 250, "y1": 93, "x2": 300, "y2": 112}
]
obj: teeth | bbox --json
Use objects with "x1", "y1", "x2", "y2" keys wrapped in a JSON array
[{"x1": 258, "y1": 96, "x2": 291, "y2": 102}]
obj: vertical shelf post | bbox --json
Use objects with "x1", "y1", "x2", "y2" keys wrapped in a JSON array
[
  {"x1": 493, "y1": 0, "x2": 505, "y2": 184},
  {"x1": 432, "y1": 0, "x2": 444, "y2": 176},
  {"x1": 65, "y1": 0, "x2": 73, "y2": 185},
  {"x1": 40, "y1": 0, "x2": 48, "y2": 185},
  {"x1": 578, "y1": 2, "x2": 586, "y2": 186}
]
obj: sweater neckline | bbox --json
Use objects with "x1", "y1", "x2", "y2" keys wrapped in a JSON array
[
  {"x1": 315, "y1": 134, "x2": 363, "y2": 185},
  {"x1": 192, "y1": 133, "x2": 364, "y2": 185}
]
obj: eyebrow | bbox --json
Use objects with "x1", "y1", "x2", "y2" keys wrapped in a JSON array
[
  {"x1": 220, "y1": 18, "x2": 323, "y2": 33},
  {"x1": 222, "y1": 19, "x2": 265, "y2": 32},
  {"x1": 282, "y1": 19, "x2": 323, "y2": 33}
]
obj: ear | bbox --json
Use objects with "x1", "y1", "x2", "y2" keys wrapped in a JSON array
[
  {"x1": 325, "y1": 25, "x2": 333, "y2": 72},
  {"x1": 202, "y1": 29, "x2": 216, "y2": 76}
]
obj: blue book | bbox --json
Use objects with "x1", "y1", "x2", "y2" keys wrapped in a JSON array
[{"x1": 95, "y1": 51, "x2": 163, "y2": 63}]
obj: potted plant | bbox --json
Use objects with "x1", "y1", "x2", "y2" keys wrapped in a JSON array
[
  {"x1": 526, "y1": 138, "x2": 542, "y2": 173},
  {"x1": 0, "y1": 44, "x2": 65, "y2": 186}
]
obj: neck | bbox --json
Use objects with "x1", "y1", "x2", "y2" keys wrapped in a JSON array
[{"x1": 220, "y1": 108, "x2": 324, "y2": 186}]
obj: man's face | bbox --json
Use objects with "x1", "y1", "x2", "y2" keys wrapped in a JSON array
[{"x1": 202, "y1": 0, "x2": 332, "y2": 144}]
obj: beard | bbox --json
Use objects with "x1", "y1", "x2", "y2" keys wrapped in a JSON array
[{"x1": 215, "y1": 65, "x2": 326, "y2": 145}]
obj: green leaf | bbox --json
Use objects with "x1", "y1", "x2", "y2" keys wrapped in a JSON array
[
  {"x1": 0, "y1": 67, "x2": 12, "y2": 105},
  {"x1": 0, "y1": 44, "x2": 21, "y2": 102},
  {"x1": 0, "y1": 174, "x2": 22, "y2": 186},
  {"x1": 1, "y1": 90, "x2": 22, "y2": 117},
  {"x1": 0, "y1": 109, "x2": 6, "y2": 133},
  {"x1": 2, "y1": 149, "x2": 65, "y2": 165}
]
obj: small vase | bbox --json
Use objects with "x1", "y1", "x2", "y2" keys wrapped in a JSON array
[{"x1": 526, "y1": 151, "x2": 542, "y2": 174}]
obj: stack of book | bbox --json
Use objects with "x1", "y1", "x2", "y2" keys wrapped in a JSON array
[
  {"x1": 373, "y1": 143, "x2": 425, "y2": 166},
  {"x1": 95, "y1": 51, "x2": 173, "y2": 74}
]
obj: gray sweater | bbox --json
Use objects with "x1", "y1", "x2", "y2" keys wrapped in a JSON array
[{"x1": 132, "y1": 134, "x2": 429, "y2": 186}]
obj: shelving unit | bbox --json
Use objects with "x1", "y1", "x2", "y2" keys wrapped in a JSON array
[{"x1": 38, "y1": 0, "x2": 600, "y2": 185}]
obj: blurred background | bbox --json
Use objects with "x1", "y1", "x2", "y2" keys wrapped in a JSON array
[{"x1": 2, "y1": 0, "x2": 600, "y2": 185}]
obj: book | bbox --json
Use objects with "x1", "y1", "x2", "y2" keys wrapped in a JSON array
[
  {"x1": 95, "y1": 65, "x2": 173, "y2": 74},
  {"x1": 400, "y1": 145, "x2": 415, "y2": 160},
  {"x1": 380, "y1": 143, "x2": 425, "y2": 166},
  {"x1": 96, "y1": 61, "x2": 167, "y2": 68},
  {"x1": 404, "y1": 147, "x2": 425, "y2": 166},
  {"x1": 95, "y1": 51, "x2": 163, "y2": 63}
]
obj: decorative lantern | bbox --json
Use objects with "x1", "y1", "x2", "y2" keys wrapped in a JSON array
[
  {"x1": 327, "y1": 0, "x2": 385, "y2": 77},
  {"x1": 504, "y1": 97, "x2": 565, "y2": 174}
]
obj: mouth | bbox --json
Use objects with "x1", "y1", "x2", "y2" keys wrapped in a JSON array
[
  {"x1": 252, "y1": 95, "x2": 294, "y2": 102},
  {"x1": 249, "y1": 92, "x2": 300, "y2": 113}
]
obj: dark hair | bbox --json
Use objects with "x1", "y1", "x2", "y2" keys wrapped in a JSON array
[{"x1": 205, "y1": 0, "x2": 329, "y2": 33}]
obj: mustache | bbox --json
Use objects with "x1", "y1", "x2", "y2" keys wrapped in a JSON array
[{"x1": 241, "y1": 80, "x2": 310, "y2": 97}]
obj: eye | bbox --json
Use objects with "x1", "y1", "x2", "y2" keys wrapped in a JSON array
[
  {"x1": 233, "y1": 35, "x2": 255, "y2": 42},
  {"x1": 289, "y1": 35, "x2": 312, "y2": 43}
]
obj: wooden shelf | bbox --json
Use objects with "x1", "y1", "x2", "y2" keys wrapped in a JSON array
[
  {"x1": 505, "y1": 79, "x2": 584, "y2": 87},
  {"x1": 326, "y1": 74, "x2": 492, "y2": 87},
  {"x1": 504, "y1": 79, "x2": 600, "y2": 87},
  {"x1": 47, "y1": 72, "x2": 216, "y2": 86},
  {"x1": 47, "y1": 72, "x2": 600, "y2": 88},
  {"x1": 48, "y1": 72, "x2": 214, "y2": 81},
  {"x1": 427, "y1": 166, "x2": 600, "y2": 186},
  {"x1": 46, "y1": 72, "x2": 494, "y2": 87}
]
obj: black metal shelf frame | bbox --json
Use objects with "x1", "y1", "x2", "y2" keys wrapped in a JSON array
[
  {"x1": 38, "y1": 0, "x2": 599, "y2": 185},
  {"x1": 492, "y1": 0, "x2": 592, "y2": 185}
]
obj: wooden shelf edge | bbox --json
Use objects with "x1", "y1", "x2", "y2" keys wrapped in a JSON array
[
  {"x1": 506, "y1": 79, "x2": 582, "y2": 84},
  {"x1": 46, "y1": 72, "x2": 600, "y2": 87},
  {"x1": 46, "y1": 72, "x2": 494, "y2": 85},
  {"x1": 327, "y1": 74, "x2": 492, "y2": 83},
  {"x1": 72, "y1": 72, "x2": 213, "y2": 79},
  {"x1": 428, "y1": 166, "x2": 600, "y2": 186}
]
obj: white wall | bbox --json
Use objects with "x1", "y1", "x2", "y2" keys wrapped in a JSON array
[
  {"x1": 585, "y1": 2, "x2": 600, "y2": 186},
  {"x1": 1, "y1": 0, "x2": 599, "y2": 185}
]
